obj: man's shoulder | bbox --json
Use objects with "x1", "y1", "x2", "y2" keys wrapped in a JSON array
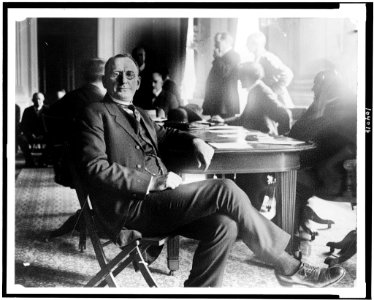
[
  {"x1": 224, "y1": 49, "x2": 240, "y2": 61},
  {"x1": 22, "y1": 106, "x2": 35, "y2": 116},
  {"x1": 260, "y1": 51, "x2": 285, "y2": 66},
  {"x1": 252, "y1": 81, "x2": 277, "y2": 99},
  {"x1": 84, "y1": 101, "x2": 109, "y2": 112},
  {"x1": 161, "y1": 90, "x2": 175, "y2": 99}
]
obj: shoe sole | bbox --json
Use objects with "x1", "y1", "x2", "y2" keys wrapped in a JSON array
[{"x1": 276, "y1": 269, "x2": 346, "y2": 288}]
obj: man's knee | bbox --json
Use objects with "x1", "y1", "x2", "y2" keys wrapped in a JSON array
[
  {"x1": 189, "y1": 213, "x2": 238, "y2": 243},
  {"x1": 218, "y1": 215, "x2": 238, "y2": 242},
  {"x1": 216, "y1": 178, "x2": 251, "y2": 205}
]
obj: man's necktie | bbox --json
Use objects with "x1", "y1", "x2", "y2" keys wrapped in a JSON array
[
  {"x1": 117, "y1": 103, "x2": 141, "y2": 132},
  {"x1": 128, "y1": 105, "x2": 141, "y2": 123}
]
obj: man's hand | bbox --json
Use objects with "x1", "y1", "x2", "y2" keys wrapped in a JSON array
[
  {"x1": 210, "y1": 115, "x2": 225, "y2": 124},
  {"x1": 213, "y1": 48, "x2": 221, "y2": 59},
  {"x1": 149, "y1": 172, "x2": 183, "y2": 192},
  {"x1": 192, "y1": 138, "x2": 214, "y2": 171}
]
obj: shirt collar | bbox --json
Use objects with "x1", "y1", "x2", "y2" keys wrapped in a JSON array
[
  {"x1": 111, "y1": 97, "x2": 133, "y2": 107},
  {"x1": 154, "y1": 88, "x2": 162, "y2": 97},
  {"x1": 220, "y1": 46, "x2": 232, "y2": 57}
]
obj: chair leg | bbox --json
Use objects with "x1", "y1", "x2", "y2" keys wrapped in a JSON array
[
  {"x1": 79, "y1": 230, "x2": 87, "y2": 252},
  {"x1": 97, "y1": 255, "x2": 134, "y2": 287},
  {"x1": 85, "y1": 242, "x2": 138, "y2": 287},
  {"x1": 86, "y1": 270, "x2": 118, "y2": 287},
  {"x1": 132, "y1": 247, "x2": 158, "y2": 287},
  {"x1": 167, "y1": 236, "x2": 179, "y2": 275}
]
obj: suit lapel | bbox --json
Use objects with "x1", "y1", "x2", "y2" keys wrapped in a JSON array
[
  {"x1": 103, "y1": 97, "x2": 141, "y2": 145},
  {"x1": 137, "y1": 109, "x2": 159, "y2": 151}
]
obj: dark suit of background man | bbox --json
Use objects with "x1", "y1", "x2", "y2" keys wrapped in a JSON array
[
  {"x1": 75, "y1": 53, "x2": 345, "y2": 288},
  {"x1": 151, "y1": 70, "x2": 179, "y2": 118},
  {"x1": 48, "y1": 58, "x2": 106, "y2": 142},
  {"x1": 212, "y1": 62, "x2": 291, "y2": 136},
  {"x1": 203, "y1": 32, "x2": 240, "y2": 118},
  {"x1": 132, "y1": 46, "x2": 154, "y2": 110},
  {"x1": 18, "y1": 92, "x2": 48, "y2": 167},
  {"x1": 47, "y1": 58, "x2": 106, "y2": 187}
]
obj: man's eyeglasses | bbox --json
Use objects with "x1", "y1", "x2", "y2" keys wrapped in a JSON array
[{"x1": 110, "y1": 71, "x2": 137, "y2": 80}]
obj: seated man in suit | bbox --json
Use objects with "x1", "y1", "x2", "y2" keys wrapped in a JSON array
[
  {"x1": 151, "y1": 70, "x2": 179, "y2": 118},
  {"x1": 74, "y1": 53, "x2": 345, "y2": 288},
  {"x1": 289, "y1": 69, "x2": 357, "y2": 239},
  {"x1": 160, "y1": 67, "x2": 183, "y2": 106},
  {"x1": 212, "y1": 62, "x2": 291, "y2": 136},
  {"x1": 211, "y1": 62, "x2": 291, "y2": 213},
  {"x1": 46, "y1": 58, "x2": 106, "y2": 187},
  {"x1": 17, "y1": 92, "x2": 48, "y2": 167}
]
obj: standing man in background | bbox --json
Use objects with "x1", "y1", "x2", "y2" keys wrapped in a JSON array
[
  {"x1": 246, "y1": 31, "x2": 294, "y2": 108},
  {"x1": 132, "y1": 46, "x2": 154, "y2": 109},
  {"x1": 203, "y1": 32, "x2": 240, "y2": 118}
]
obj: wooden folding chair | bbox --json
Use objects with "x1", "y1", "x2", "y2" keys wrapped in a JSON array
[{"x1": 70, "y1": 166, "x2": 179, "y2": 287}]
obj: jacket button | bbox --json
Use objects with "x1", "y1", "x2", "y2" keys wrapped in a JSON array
[
  {"x1": 136, "y1": 164, "x2": 141, "y2": 169},
  {"x1": 135, "y1": 145, "x2": 140, "y2": 150}
]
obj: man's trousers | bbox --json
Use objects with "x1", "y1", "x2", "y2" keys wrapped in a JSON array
[{"x1": 124, "y1": 178, "x2": 290, "y2": 287}]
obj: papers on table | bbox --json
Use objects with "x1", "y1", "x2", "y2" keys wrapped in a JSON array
[
  {"x1": 247, "y1": 136, "x2": 306, "y2": 145},
  {"x1": 209, "y1": 142, "x2": 253, "y2": 150},
  {"x1": 208, "y1": 125, "x2": 244, "y2": 131}
]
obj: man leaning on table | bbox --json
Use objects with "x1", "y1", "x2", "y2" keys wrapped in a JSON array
[{"x1": 74, "y1": 53, "x2": 346, "y2": 287}]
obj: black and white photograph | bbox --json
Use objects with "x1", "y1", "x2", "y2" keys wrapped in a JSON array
[{"x1": 3, "y1": 1, "x2": 371, "y2": 298}]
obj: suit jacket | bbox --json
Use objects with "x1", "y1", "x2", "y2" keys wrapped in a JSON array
[
  {"x1": 133, "y1": 65, "x2": 154, "y2": 109},
  {"x1": 20, "y1": 105, "x2": 48, "y2": 139},
  {"x1": 258, "y1": 51, "x2": 294, "y2": 107},
  {"x1": 231, "y1": 81, "x2": 291, "y2": 135},
  {"x1": 47, "y1": 83, "x2": 105, "y2": 142},
  {"x1": 153, "y1": 90, "x2": 179, "y2": 117},
  {"x1": 163, "y1": 78, "x2": 182, "y2": 106},
  {"x1": 203, "y1": 49, "x2": 240, "y2": 117},
  {"x1": 75, "y1": 95, "x2": 195, "y2": 241}
]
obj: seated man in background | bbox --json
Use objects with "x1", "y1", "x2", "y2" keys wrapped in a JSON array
[
  {"x1": 289, "y1": 69, "x2": 357, "y2": 238},
  {"x1": 46, "y1": 58, "x2": 106, "y2": 187},
  {"x1": 247, "y1": 31, "x2": 294, "y2": 108},
  {"x1": 212, "y1": 62, "x2": 291, "y2": 136},
  {"x1": 151, "y1": 69, "x2": 179, "y2": 118},
  {"x1": 17, "y1": 92, "x2": 48, "y2": 167},
  {"x1": 212, "y1": 62, "x2": 291, "y2": 213},
  {"x1": 160, "y1": 67, "x2": 183, "y2": 106},
  {"x1": 74, "y1": 53, "x2": 345, "y2": 288}
]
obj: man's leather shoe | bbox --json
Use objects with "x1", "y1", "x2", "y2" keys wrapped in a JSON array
[{"x1": 276, "y1": 262, "x2": 346, "y2": 287}]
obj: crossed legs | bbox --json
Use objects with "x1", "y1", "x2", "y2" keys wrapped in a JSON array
[{"x1": 126, "y1": 178, "x2": 299, "y2": 287}]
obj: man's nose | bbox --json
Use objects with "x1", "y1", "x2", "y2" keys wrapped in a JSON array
[{"x1": 117, "y1": 72, "x2": 127, "y2": 84}]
